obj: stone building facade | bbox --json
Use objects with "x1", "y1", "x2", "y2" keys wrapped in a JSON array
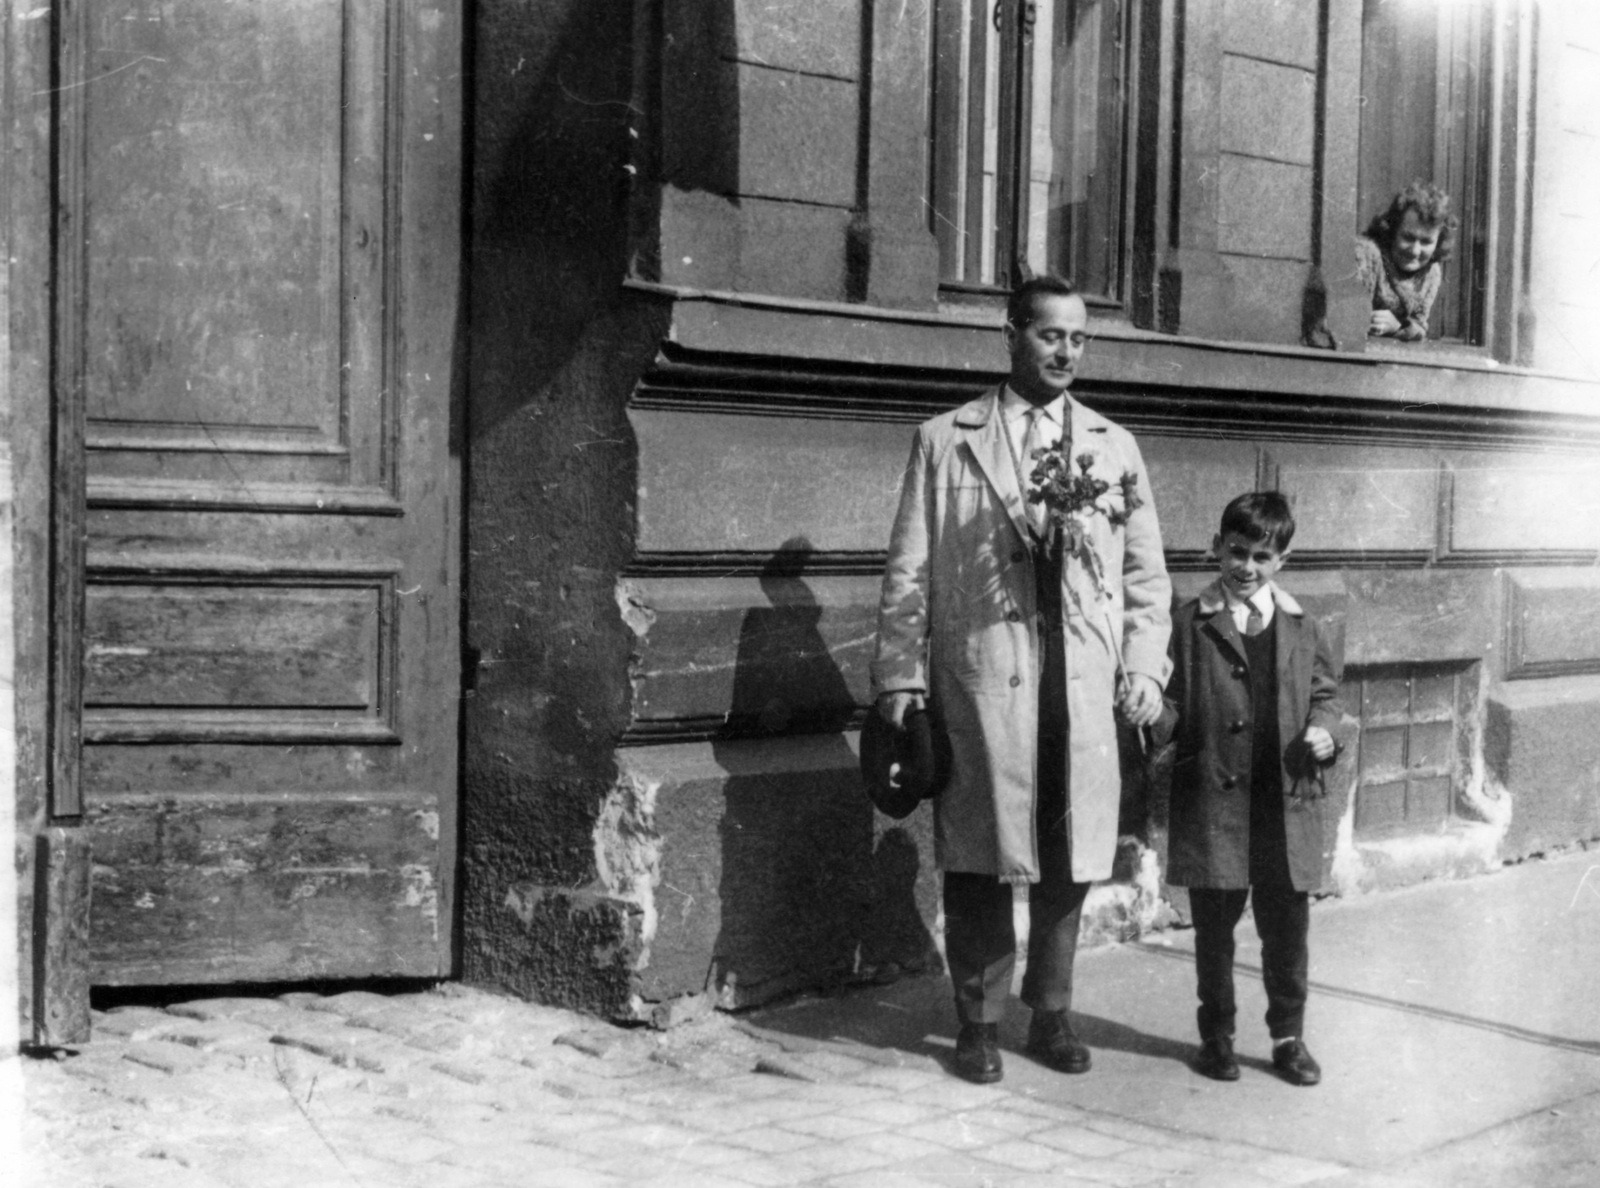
[{"x1": 7, "y1": 0, "x2": 1600, "y2": 1035}]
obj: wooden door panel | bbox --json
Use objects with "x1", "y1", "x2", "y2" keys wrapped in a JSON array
[
  {"x1": 75, "y1": 0, "x2": 394, "y2": 509},
  {"x1": 65, "y1": 1, "x2": 459, "y2": 984}
]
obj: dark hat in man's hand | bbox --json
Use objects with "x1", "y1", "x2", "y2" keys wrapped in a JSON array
[{"x1": 860, "y1": 707, "x2": 949, "y2": 819}]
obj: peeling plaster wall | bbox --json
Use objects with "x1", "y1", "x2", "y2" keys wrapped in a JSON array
[{"x1": 461, "y1": 0, "x2": 667, "y2": 1016}]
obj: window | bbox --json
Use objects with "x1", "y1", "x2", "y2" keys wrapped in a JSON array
[
  {"x1": 1344, "y1": 663, "x2": 1474, "y2": 839},
  {"x1": 1358, "y1": 0, "x2": 1491, "y2": 343},
  {"x1": 929, "y1": 0, "x2": 1131, "y2": 300}
]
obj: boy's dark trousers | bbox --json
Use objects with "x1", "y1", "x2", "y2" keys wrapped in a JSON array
[
  {"x1": 943, "y1": 529, "x2": 1090, "y2": 1026},
  {"x1": 1189, "y1": 624, "x2": 1309, "y2": 1042}
]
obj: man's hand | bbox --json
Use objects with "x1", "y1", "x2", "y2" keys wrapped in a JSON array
[
  {"x1": 877, "y1": 691, "x2": 925, "y2": 728},
  {"x1": 1369, "y1": 309, "x2": 1401, "y2": 336},
  {"x1": 1118, "y1": 674, "x2": 1162, "y2": 728},
  {"x1": 1302, "y1": 725, "x2": 1336, "y2": 762}
]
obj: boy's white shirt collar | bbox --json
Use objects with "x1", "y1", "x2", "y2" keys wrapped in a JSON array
[
  {"x1": 1197, "y1": 579, "x2": 1305, "y2": 627},
  {"x1": 1223, "y1": 583, "x2": 1276, "y2": 633}
]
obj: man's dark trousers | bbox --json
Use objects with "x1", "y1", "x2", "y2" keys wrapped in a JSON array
[{"x1": 944, "y1": 533, "x2": 1090, "y2": 1025}]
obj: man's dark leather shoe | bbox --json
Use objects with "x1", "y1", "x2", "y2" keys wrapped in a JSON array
[
  {"x1": 1194, "y1": 1035, "x2": 1240, "y2": 1081},
  {"x1": 1271, "y1": 1038, "x2": 1321, "y2": 1086},
  {"x1": 953, "y1": 1023, "x2": 1003, "y2": 1084},
  {"x1": 1025, "y1": 1010, "x2": 1091, "y2": 1074}
]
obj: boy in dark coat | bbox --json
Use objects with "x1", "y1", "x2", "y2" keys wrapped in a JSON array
[{"x1": 1162, "y1": 492, "x2": 1342, "y2": 1087}]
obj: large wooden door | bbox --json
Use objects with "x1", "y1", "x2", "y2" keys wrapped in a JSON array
[{"x1": 61, "y1": 1, "x2": 461, "y2": 984}]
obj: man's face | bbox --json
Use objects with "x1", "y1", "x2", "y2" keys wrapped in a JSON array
[
  {"x1": 1213, "y1": 531, "x2": 1288, "y2": 601},
  {"x1": 1003, "y1": 293, "x2": 1088, "y2": 404}
]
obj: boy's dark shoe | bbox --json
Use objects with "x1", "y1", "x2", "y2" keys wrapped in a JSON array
[
  {"x1": 1271, "y1": 1038, "x2": 1322, "y2": 1086},
  {"x1": 1194, "y1": 1035, "x2": 1240, "y2": 1081},
  {"x1": 1025, "y1": 1010, "x2": 1091, "y2": 1074},
  {"x1": 953, "y1": 1023, "x2": 1003, "y2": 1084}
]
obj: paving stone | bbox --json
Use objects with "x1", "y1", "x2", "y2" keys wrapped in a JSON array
[
  {"x1": 1031, "y1": 1125, "x2": 1137, "y2": 1159},
  {"x1": 852, "y1": 1130, "x2": 952, "y2": 1162},
  {"x1": 1121, "y1": 1144, "x2": 1214, "y2": 1173},
  {"x1": 95, "y1": 1007, "x2": 186, "y2": 1042},
  {"x1": 711, "y1": 1157, "x2": 823, "y2": 1186},
  {"x1": 777, "y1": 1112, "x2": 888, "y2": 1141},
  {"x1": 784, "y1": 1140, "x2": 902, "y2": 1175},
  {"x1": 720, "y1": 1125, "x2": 825, "y2": 1155},
  {"x1": 1246, "y1": 1152, "x2": 1351, "y2": 1184},
  {"x1": 900, "y1": 1116, "x2": 1013, "y2": 1150},
  {"x1": 632, "y1": 1172, "x2": 755, "y2": 1188},
  {"x1": 825, "y1": 1096, "x2": 941, "y2": 1130},
  {"x1": 121, "y1": 1041, "x2": 215, "y2": 1075},
  {"x1": 980, "y1": 1136, "x2": 1077, "y2": 1172},
  {"x1": 849, "y1": 1066, "x2": 944, "y2": 1093},
  {"x1": 899, "y1": 1078, "x2": 1011, "y2": 1112}
]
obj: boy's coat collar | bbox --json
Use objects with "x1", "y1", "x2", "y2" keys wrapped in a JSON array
[{"x1": 1196, "y1": 579, "x2": 1304, "y2": 619}]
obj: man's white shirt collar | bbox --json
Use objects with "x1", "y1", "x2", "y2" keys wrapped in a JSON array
[{"x1": 1000, "y1": 385, "x2": 1065, "y2": 429}]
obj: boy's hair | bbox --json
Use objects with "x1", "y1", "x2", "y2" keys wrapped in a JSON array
[
  {"x1": 1220, "y1": 491, "x2": 1296, "y2": 552},
  {"x1": 1006, "y1": 275, "x2": 1078, "y2": 329},
  {"x1": 1364, "y1": 181, "x2": 1459, "y2": 266}
]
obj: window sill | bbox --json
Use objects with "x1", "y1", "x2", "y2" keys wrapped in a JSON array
[{"x1": 625, "y1": 279, "x2": 1600, "y2": 418}]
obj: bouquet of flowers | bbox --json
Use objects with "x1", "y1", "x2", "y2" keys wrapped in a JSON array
[
  {"x1": 1028, "y1": 447, "x2": 1149, "y2": 750},
  {"x1": 1027, "y1": 448, "x2": 1142, "y2": 603}
]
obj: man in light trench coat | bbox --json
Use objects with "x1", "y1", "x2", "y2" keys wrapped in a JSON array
[{"x1": 872, "y1": 275, "x2": 1173, "y2": 1084}]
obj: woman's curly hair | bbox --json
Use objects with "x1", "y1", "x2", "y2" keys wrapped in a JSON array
[{"x1": 1364, "y1": 181, "x2": 1460, "y2": 266}]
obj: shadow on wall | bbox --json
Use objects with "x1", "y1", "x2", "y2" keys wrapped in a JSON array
[{"x1": 707, "y1": 539, "x2": 940, "y2": 1008}]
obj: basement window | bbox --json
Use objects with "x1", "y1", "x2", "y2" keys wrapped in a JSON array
[{"x1": 1343, "y1": 662, "x2": 1476, "y2": 839}]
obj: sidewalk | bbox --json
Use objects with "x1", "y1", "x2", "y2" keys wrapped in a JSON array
[{"x1": 12, "y1": 848, "x2": 1600, "y2": 1187}]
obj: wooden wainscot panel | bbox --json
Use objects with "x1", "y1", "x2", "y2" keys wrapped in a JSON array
[
  {"x1": 631, "y1": 408, "x2": 911, "y2": 554},
  {"x1": 1506, "y1": 571, "x2": 1600, "y2": 679},
  {"x1": 1444, "y1": 455, "x2": 1600, "y2": 560},
  {"x1": 625, "y1": 574, "x2": 877, "y2": 738},
  {"x1": 1276, "y1": 445, "x2": 1438, "y2": 562},
  {"x1": 83, "y1": 577, "x2": 397, "y2": 744},
  {"x1": 87, "y1": 794, "x2": 441, "y2": 985}
]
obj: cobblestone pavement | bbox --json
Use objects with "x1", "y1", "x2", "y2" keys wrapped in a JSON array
[{"x1": 12, "y1": 982, "x2": 1348, "y2": 1188}]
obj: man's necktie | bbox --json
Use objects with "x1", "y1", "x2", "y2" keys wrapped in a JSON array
[
  {"x1": 1022, "y1": 408, "x2": 1048, "y2": 536},
  {"x1": 1244, "y1": 602, "x2": 1266, "y2": 637}
]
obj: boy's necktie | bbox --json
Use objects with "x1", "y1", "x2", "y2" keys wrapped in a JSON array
[{"x1": 1244, "y1": 603, "x2": 1266, "y2": 637}]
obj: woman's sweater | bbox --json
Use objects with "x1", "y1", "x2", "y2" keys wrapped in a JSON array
[{"x1": 1355, "y1": 235, "x2": 1441, "y2": 340}]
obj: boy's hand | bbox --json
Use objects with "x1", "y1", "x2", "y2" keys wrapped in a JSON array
[
  {"x1": 877, "y1": 691, "x2": 925, "y2": 729},
  {"x1": 1118, "y1": 674, "x2": 1163, "y2": 728},
  {"x1": 1302, "y1": 726, "x2": 1336, "y2": 761}
]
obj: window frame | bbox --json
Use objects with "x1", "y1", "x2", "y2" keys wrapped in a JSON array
[{"x1": 928, "y1": 0, "x2": 1144, "y2": 312}]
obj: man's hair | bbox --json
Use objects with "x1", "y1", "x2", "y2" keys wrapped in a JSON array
[
  {"x1": 1220, "y1": 491, "x2": 1296, "y2": 552},
  {"x1": 1364, "y1": 181, "x2": 1459, "y2": 266},
  {"x1": 1006, "y1": 275, "x2": 1079, "y2": 329}
]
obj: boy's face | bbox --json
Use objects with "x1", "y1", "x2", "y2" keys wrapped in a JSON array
[{"x1": 1213, "y1": 531, "x2": 1288, "y2": 600}]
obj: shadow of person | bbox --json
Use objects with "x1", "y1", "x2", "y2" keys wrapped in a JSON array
[{"x1": 707, "y1": 538, "x2": 939, "y2": 1010}]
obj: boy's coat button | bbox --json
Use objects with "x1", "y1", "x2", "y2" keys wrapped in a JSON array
[
  {"x1": 1229, "y1": 720, "x2": 1246, "y2": 733},
  {"x1": 1231, "y1": 666, "x2": 1246, "y2": 679},
  {"x1": 1221, "y1": 777, "x2": 1237, "y2": 790}
]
